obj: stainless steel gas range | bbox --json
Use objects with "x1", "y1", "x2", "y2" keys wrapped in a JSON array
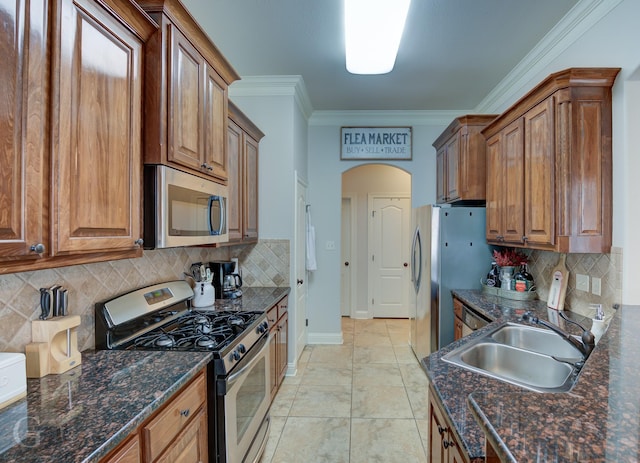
[{"x1": 95, "y1": 280, "x2": 271, "y2": 463}]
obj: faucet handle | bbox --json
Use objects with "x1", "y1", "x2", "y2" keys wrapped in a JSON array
[{"x1": 521, "y1": 311, "x2": 539, "y2": 323}]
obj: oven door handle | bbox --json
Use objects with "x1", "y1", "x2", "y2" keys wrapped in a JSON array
[{"x1": 225, "y1": 334, "x2": 270, "y2": 391}]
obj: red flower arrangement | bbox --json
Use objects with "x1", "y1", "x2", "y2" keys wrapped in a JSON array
[{"x1": 492, "y1": 248, "x2": 528, "y2": 267}]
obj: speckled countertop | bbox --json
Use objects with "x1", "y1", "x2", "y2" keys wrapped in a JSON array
[
  {"x1": 422, "y1": 289, "x2": 640, "y2": 463},
  {"x1": 0, "y1": 286, "x2": 290, "y2": 463}
]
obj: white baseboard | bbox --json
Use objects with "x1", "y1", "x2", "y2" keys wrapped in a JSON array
[{"x1": 307, "y1": 332, "x2": 344, "y2": 344}]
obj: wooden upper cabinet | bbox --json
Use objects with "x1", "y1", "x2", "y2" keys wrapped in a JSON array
[
  {"x1": 432, "y1": 115, "x2": 497, "y2": 204},
  {"x1": 225, "y1": 101, "x2": 264, "y2": 245},
  {"x1": 0, "y1": 0, "x2": 49, "y2": 263},
  {"x1": 168, "y1": 26, "x2": 205, "y2": 171},
  {"x1": 51, "y1": 0, "x2": 152, "y2": 256},
  {"x1": 482, "y1": 68, "x2": 620, "y2": 253},
  {"x1": 137, "y1": 0, "x2": 239, "y2": 183},
  {"x1": 1, "y1": 0, "x2": 154, "y2": 274}
]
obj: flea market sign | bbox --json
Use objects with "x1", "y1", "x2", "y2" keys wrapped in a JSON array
[{"x1": 340, "y1": 127, "x2": 412, "y2": 160}]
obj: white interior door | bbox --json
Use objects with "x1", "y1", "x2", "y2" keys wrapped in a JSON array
[
  {"x1": 369, "y1": 196, "x2": 411, "y2": 318},
  {"x1": 295, "y1": 175, "x2": 308, "y2": 362},
  {"x1": 341, "y1": 197, "x2": 352, "y2": 317}
]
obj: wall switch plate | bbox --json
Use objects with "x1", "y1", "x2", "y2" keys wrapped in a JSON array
[
  {"x1": 592, "y1": 277, "x2": 602, "y2": 296},
  {"x1": 576, "y1": 274, "x2": 590, "y2": 292},
  {"x1": 325, "y1": 241, "x2": 336, "y2": 250}
]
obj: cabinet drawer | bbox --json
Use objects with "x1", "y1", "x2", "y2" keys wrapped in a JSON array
[
  {"x1": 267, "y1": 305, "x2": 278, "y2": 328},
  {"x1": 143, "y1": 372, "x2": 206, "y2": 462},
  {"x1": 277, "y1": 296, "x2": 288, "y2": 319}
]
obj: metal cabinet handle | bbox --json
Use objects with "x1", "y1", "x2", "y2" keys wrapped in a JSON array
[
  {"x1": 437, "y1": 425, "x2": 447, "y2": 435},
  {"x1": 180, "y1": 409, "x2": 190, "y2": 418},
  {"x1": 134, "y1": 238, "x2": 144, "y2": 247},
  {"x1": 443, "y1": 440, "x2": 455, "y2": 449},
  {"x1": 30, "y1": 243, "x2": 46, "y2": 254},
  {"x1": 297, "y1": 279, "x2": 304, "y2": 285},
  {"x1": 522, "y1": 235, "x2": 529, "y2": 243}
]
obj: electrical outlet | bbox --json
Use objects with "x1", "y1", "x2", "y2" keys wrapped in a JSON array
[
  {"x1": 592, "y1": 277, "x2": 602, "y2": 296},
  {"x1": 325, "y1": 241, "x2": 336, "y2": 250},
  {"x1": 576, "y1": 274, "x2": 590, "y2": 292}
]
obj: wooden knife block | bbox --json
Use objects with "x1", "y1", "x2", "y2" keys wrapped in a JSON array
[{"x1": 26, "y1": 316, "x2": 82, "y2": 377}]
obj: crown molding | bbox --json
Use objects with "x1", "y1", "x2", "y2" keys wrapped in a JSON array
[
  {"x1": 229, "y1": 75, "x2": 314, "y2": 120},
  {"x1": 475, "y1": 0, "x2": 624, "y2": 113},
  {"x1": 308, "y1": 110, "x2": 470, "y2": 126}
]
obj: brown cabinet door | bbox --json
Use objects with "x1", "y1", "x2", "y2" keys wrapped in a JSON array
[
  {"x1": 226, "y1": 119, "x2": 243, "y2": 242},
  {"x1": 52, "y1": 0, "x2": 143, "y2": 254},
  {"x1": 204, "y1": 65, "x2": 228, "y2": 181},
  {"x1": 436, "y1": 147, "x2": 447, "y2": 203},
  {"x1": 277, "y1": 312, "x2": 288, "y2": 386},
  {"x1": 155, "y1": 408, "x2": 208, "y2": 463},
  {"x1": 485, "y1": 134, "x2": 503, "y2": 242},
  {"x1": 524, "y1": 97, "x2": 555, "y2": 247},
  {"x1": 101, "y1": 435, "x2": 140, "y2": 463},
  {"x1": 0, "y1": 0, "x2": 48, "y2": 261},
  {"x1": 243, "y1": 135, "x2": 260, "y2": 241},
  {"x1": 454, "y1": 317, "x2": 463, "y2": 342},
  {"x1": 269, "y1": 326, "x2": 278, "y2": 400},
  {"x1": 445, "y1": 133, "x2": 460, "y2": 201},
  {"x1": 429, "y1": 392, "x2": 446, "y2": 463},
  {"x1": 502, "y1": 118, "x2": 525, "y2": 244},
  {"x1": 168, "y1": 25, "x2": 204, "y2": 171}
]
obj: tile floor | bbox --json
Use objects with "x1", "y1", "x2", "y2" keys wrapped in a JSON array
[{"x1": 260, "y1": 317, "x2": 429, "y2": 463}]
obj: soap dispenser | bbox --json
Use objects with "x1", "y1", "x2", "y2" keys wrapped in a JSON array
[{"x1": 590, "y1": 304, "x2": 606, "y2": 344}]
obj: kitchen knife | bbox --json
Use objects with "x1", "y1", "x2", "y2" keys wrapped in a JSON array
[
  {"x1": 39, "y1": 288, "x2": 50, "y2": 320},
  {"x1": 50, "y1": 285, "x2": 61, "y2": 317},
  {"x1": 60, "y1": 289, "x2": 68, "y2": 316}
]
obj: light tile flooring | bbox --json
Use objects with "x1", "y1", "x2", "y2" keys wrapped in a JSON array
[{"x1": 260, "y1": 317, "x2": 429, "y2": 463}]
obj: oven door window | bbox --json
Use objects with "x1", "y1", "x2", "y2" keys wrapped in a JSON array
[
  {"x1": 236, "y1": 356, "x2": 266, "y2": 441},
  {"x1": 168, "y1": 185, "x2": 212, "y2": 237}
]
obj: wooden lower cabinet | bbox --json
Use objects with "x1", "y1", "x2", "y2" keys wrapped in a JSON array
[
  {"x1": 268, "y1": 296, "x2": 289, "y2": 400},
  {"x1": 429, "y1": 384, "x2": 470, "y2": 463},
  {"x1": 100, "y1": 370, "x2": 207, "y2": 463},
  {"x1": 453, "y1": 297, "x2": 464, "y2": 342}
]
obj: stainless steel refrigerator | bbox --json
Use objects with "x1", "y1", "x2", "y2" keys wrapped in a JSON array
[{"x1": 410, "y1": 205, "x2": 491, "y2": 359}]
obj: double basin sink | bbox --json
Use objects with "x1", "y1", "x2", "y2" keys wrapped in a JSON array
[{"x1": 442, "y1": 322, "x2": 584, "y2": 393}]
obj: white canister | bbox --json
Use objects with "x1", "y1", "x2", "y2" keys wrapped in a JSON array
[{"x1": 192, "y1": 282, "x2": 215, "y2": 307}]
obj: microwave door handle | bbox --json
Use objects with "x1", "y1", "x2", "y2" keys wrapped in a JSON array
[
  {"x1": 208, "y1": 195, "x2": 225, "y2": 236},
  {"x1": 208, "y1": 196, "x2": 215, "y2": 235},
  {"x1": 219, "y1": 196, "x2": 226, "y2": 235}
]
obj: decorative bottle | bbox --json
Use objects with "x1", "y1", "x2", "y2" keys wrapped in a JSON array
[{"x1": 514, "y1": 263, "x2": 534, "y2": 292}]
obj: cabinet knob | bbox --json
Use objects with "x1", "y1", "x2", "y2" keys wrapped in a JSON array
[
  {"x1": 30, "y1": 243, "x2": 46, "y2": 254},
  {"x1": 522, "y1": 235, "x2": 529, "y2": 243},
  {"x1": 179, "y1": 409, "x2": 190, "y2": 418},
  {"x1": 443, "y1": 440, "x2": 455, "y2": 449},
  {"x1": 437, "y1": 425, "x2": 448, "y2": 435},
  {"x1": 201, "y1": 163, "x2": 213, "y2": 171},
  {"x1": 134, "y1": 238, "x2": 144, "y2": 247}
]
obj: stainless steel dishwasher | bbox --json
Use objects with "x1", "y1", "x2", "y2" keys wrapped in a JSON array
[{"x1": 461, "y1": 304, "x2": 490, "y2": 336}]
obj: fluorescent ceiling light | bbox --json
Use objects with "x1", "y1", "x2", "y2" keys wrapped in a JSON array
[{"x1": 344, "y1": 0, "x2": 411, "y2": 75}]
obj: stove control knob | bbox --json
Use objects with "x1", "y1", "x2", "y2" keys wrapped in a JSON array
[
  {"x1": 232, "y1": 350, "x2": 241, "y2": 361},
  {"x1": 257, "y1": 322, "x2": 268, "y2": 334},
  {"x1": 237, "y1": 344, "x2": 246, "y2": 354}
]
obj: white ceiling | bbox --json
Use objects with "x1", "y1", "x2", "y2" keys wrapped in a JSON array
[{"x1": 181, "y1": 0, "x2": 578, "y2": 111}]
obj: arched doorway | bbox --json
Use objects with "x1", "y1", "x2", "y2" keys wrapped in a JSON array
[{"x1": 341, "y1": 164, "x2": 412, "y2": 319}]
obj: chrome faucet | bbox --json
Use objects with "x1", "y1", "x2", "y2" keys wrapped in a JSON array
[{"x1": 522, "y1": 311, "x2": 595, "y2": 359}]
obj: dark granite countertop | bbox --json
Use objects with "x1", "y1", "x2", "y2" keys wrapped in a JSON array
[
  {"x1": 422, "y1": 290, "x2": 640, "y2": 463},
  {"x1": 0, "y1": 286, "x2": 290, "y2": 463},
  {"x1": 0, "y1": 350, "x2": 211, "y2": 463}
]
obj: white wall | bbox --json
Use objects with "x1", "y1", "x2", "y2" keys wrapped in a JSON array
[{"x1": 306, "y1": 115, "x2": 459, "y2": 337}]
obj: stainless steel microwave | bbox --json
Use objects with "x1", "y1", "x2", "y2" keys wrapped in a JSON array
[{"x1": 144, "y1": 165, "x2": 228, "y2": 248}]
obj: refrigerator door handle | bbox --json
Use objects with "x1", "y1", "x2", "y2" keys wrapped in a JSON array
[{"x1": 411, "y1": 228, "x2": 422, "y2": 293}]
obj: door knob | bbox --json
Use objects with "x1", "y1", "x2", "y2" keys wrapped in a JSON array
[
  {"x1": 403, "y1": 262, "x2": 408, "y2": 267},
  {"x1": 344, "y1": 261, "x2": 349, "y2": 266}
]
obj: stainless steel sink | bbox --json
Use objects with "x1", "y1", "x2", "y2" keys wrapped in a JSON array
[
  {"x1": 491, "y1": 323, "x2": 583, "y2": 360},
  {"x1": 442, "y1": 323, "x2": 582, "y2": 393}
]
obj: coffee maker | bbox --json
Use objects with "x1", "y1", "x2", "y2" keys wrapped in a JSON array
[{"x1": 210, "y1": 261, "x2": 243, "y2": 299}]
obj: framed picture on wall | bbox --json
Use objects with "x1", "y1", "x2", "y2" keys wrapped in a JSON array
[{"x1": 340, "y1": 127, "x2": 412, "y2": 160}]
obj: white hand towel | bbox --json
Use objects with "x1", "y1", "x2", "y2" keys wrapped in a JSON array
[{"x1": 306, "y1": 209, "x2": 317, "y2": 271}]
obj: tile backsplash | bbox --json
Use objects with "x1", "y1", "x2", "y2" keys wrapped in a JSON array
[
  {"x1": 0, "y1": 239, "x2": 290, "y2": 353},
  {"x1": 525, "y1": 247, "x2": 622, "y2": 321}
]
